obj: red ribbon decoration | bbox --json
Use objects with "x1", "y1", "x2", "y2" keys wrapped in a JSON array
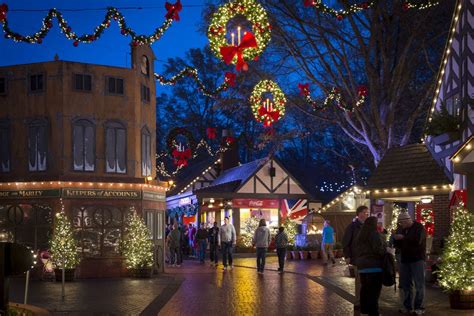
[
  {"x1": 358, "y1": 85, "x2": 368, "y2": 97},
  {"x1": 206, "y1": 127, "x2": 217, "y2": 139},
  {"x1": 224, "y1": 136, "x2": 235, "y2": 145},
  {"x1": 298, "y1": 83, "x2": 310, "y2": 96},
  {"x1": 258, "y1": 105, "x2": 280, "y2": 122},
  {"x1": 224, "y1": 72, "x2": 236, "y2": 86},
  {"x1": 172, "y1": 148, "x2": 191, "y2": 167},
  {"x1": 303, "y1": 0, "x2": 315, "y2": 7},
  {"x1": 0, "y1": 3, "x2": 8, "y2": 21},
  {"x1": 220, "y1": 32, "x2": 258, "y2": 71},
  {"x1": 165, "y1": 0, "x2": 182, "y2": 21}
]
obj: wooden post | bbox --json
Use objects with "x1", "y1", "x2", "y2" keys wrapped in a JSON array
[{"x1": 23, "y1": 270, "x2": 30, "y2": 304}]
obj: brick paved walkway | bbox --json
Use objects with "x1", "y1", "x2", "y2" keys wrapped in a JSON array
[{"x1": 8, "y1": 254, "x2": 471, "y2": 315}]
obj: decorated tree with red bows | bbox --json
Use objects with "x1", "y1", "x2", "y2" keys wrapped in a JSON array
[{"x1": 263, "y1": 0, "x2": 454, "y2": 165}]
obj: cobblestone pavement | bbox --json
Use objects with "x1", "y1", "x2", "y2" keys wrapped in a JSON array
[{"x1": 9, "y1": 254, "x2": 472, "y2": 316}]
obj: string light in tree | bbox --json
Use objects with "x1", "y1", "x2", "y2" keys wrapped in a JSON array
[
  {"x1": 154, "y1": 69, "x2": 236, "y2": 98},
  {"x1": 208, "y1": 0, "x2": 272, "y2": 71},
  {"x1": 121, "y1": 212, "x2": 154, "y2": 270},
  {"x1": 298, "y1": 83, "x2": 368, "y2": 112},
  {"x1": 250, "y1": 80, "x2": 286, "y2": 127},
  {"x1": 303, "y1": 0, "x2": 439, "y2": 19},
  {"x1": 0, "y1": 2, "x2": 181, "y2": 45},
  {"x1": 50, "y1": 211, "x2": 80, "y2": 269}
]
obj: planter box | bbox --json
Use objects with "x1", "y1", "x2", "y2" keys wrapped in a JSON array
[
  {"x1": 54, "y1": 268, "x2": 76, "y2": 282},
  {"x1": 299, "y1": 251, "x2": 309, "y2": 260},
  {"x1": 286, "y1": 251, "x2": 293, "y2": 260},
  {"x1": 131, "y1": 267, "x2": 153, "y2": 278},
  {"x1": 449, "y1": 290, "x2": 474, "y2": 310},
  {"x1": 432, "y1": 131, "x2": 460, "y2": 146},
  {"x1": 290, "y1": 251, "x2": 298, "y2": 259}
]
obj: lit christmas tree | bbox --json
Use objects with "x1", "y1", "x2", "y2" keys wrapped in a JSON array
[
  {"x1": 438, "y1": 206, "x2": 474, "y2": 291},
  {"x1": 241, "y1": 216, "x2": 260, "y2": 247},
  {"x1": 122, "y1": 213, "x2": 154, "y2": 269},
  {"x1": 282, "y1": 217, "x2": 297, "y2": 246},
  {"x1": 50, "y1": 212, "x2": 80, "y2": 269}
]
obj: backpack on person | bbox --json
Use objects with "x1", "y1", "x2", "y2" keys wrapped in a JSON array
[{"x1": 382, "y1": 252, "x2": 396, "y2": 287}]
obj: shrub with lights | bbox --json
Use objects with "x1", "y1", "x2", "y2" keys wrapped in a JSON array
[
  {"x1": 282, "y1": 217, "x2": 298, "y2": 246},
  {"x1": 438, "y1": 206, "x2": 474, "y2": 293},
  {"x1": 50, "y1": 212, "x2": 80, "y2": 269},
  {"x1": 121, "y1": 213, "x2": 154, "y2": 270},
  {"x1": 240, "y1": 216, "x2": 260, "y2": 247}
]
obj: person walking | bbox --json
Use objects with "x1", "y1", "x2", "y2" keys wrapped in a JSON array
[
  {"x1": 196, "y1": 222, "x2": 208, "y2": 263},
  {"x1": 342, "y1": 205, "x2": 369, "y2": 310},
  {"x1": 187, "y1": 223, "x2": 197, "y2": 258},
  {"x1": 253, "y1": 219, "x2": 271, "y2": 274},
  {"x1": 321, "y1": 220, "x2": 336, "y2": 266},
  {"x1": 354, "y1": 216, "x2": 386, "y2": 316},
  {"x1": 218, "y1": 217, "x2": 236, "y2": 271},
  {"x1": 167, "y1": 223, "x2": 181, "y2": 267},
  {"x1": 208, "y1": 222, "x2": 219, "y2": 267},
  {"x1": 393, "y1": 212, "x2": 427, "y2": 315},
  {"x1": 275, "y1": 226, "x2": 289, "y2": 273}
]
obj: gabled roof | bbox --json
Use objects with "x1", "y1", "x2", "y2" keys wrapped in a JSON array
[
  {"x1": 194, "y1": 158, "x2": 268, "y2": 194},
  {"x1": 367, "y1": 144, "x2": 451, "y2": 189},
  {"x1": 167, "y1": 157, "x2": 219, "y2": 196}
]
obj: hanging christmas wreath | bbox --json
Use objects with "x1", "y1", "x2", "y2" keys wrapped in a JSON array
[
  {"x1": 250, "y1": 80, "x2": 286, "y2": 127},
  {"x1": 208, "y1": 0, "x2": 272, "y2": 71},
  {"x1": 420, "y1": 208, "x2": 435, "y2": 236},
  {"x1": 166, "y1": 128, "x2": 197, "y2": 167}
]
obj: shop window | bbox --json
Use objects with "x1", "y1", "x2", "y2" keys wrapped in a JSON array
[
  {"x1": 29, "y1": 74, "x2": 44, "y2": 92},
  {"x1": 141, "y1": 84, "x2": 150, "y2": 102},
  {"x1": 73, "y1": 205, "x2": 133, "y2": 257},
  {"x1": 445, "y1": 94, "x2": 461, "y2": 117},
  {"x1": 27, "y1": 118, "x2": 48, "y2": 171},
  {"x1": 145, "y1": 210, "x2": 155, "y2": 240},
  {"x1": 105, "y1": 121, "x2": 126, "y2": 174},
  {"x1": 0, "y1": 77, "x2": 6, "y2": 94},
  {"x1": 0, "y1": 204, "x2": 52, "y2": 249},
  {"x1": 73, "y1": 119, "x2": 95, "y2": 171},
  {"x1": 74, "y1": 74, "x2": 92, "y2": 91},
  {"x1": 141, "y1": 55, "x2": 149, "y2": 76},
  {"x1": 107, "y1": 77, "x2": 124, "y2": 95},
  {"x1": 141, "y1": 127, "x2": 151, "y2": 177},
  {"x1": 0, "y1": 120, "x2": 10, "y2": 172}
]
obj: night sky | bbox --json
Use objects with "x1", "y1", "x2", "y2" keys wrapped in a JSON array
[{"x1": 0, "y1": 0, "x2": 210, "y2": 72}]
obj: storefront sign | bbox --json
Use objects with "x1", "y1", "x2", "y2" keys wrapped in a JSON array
[
  {"x1": 0, "y1": 189, "x2": 61, "y2": 199},
  {"x1": 372, "y1": 204, "x2": 384, "y2": 227},
  {"x1": 232, "y1": 199, "x2": 279, "y2": 208},
  {"x1": 143, "y1": 191, "x2": 166, "y2": 201},
  {"x1": 178, "y1": 197, "x2": 192, "y2": 206},
  {"x1": 63, "y1": 189, "x2": 141, "y2": 199}
]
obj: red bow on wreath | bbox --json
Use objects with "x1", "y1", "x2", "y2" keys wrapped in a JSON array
[
  {"x1": 206, "y1": 127, "x2": 217, "y2": 139},
  {"x1": 165, "y1": 0, "x2": 182, "y2": 21},
  {"x1": 172, "y1": 148, "x2": 191, "y2": 167},
  {"x1": 298, "y1": 83, "x2": 310, "y2": 96},
  {"x1": 357, "y1": 85, "x2": 368, "y2": 97},
  {"x1": 425, "y1": 222, "x2": 434, "y2": 236},
  {"x1": 224, "y1": 136, "x2": 235, "y2": 145},
  {"x1": 303, "y1": 0, "x2": 315, "y2": 8},
  {"x1": 258, "y1": 106, "x2": 280, "y2": 125},
  {"x1": 0, "y1": 3, "x2": 8, "y2": 21},
  {"x1": 220, "y1": 32, "x2": 257, "y2": 71}
]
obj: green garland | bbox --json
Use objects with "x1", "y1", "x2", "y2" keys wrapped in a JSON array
[
  {"x1": 155, "y1": 69, "x2": 236, "y2": 98},
  {"x1": 250, "y1": 80, "x2": 286, "y2": 126},
  {"x1": 298, "y1": 84, "x2": 367, "y2": 112},
  {"x1": 303, "y1": 1, "x2": 440, "y2": 20},
  {"x1": 0, "y1": 4, "x2": 178, "y2": 45},
  {"x1": 208, "y1": 0, "x2": 271, "y2": 65}
]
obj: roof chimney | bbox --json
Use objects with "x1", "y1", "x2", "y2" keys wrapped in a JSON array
[{"x1": 220, "y1": 129, "x2": 239, "y2": 171}]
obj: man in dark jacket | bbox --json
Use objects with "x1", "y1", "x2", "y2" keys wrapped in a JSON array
[
  {"x1": 394, "y1": 212, "x2": 426, "y2": 315},
  {"x1": 208, "y1": 222, "x2": 219, "y2": 267},
  {"x1": 342, "y1": 205, "x2": 369, "y2": 310}
]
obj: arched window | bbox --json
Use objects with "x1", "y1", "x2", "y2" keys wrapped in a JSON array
[
  {"x1": 73, "y1": 119, "x2": 95, "y2": 171},
  {"x1": 141, "y1": 55, "x2": 149, "y2": 76},
  {"x1": 105, "y1": 121, "x2": 126, "y2": 174},
  {"x1": 27, "y1": 118, "x2": 48, "y2": 171},
  {"x1": 0, "y1": 119, "x2": 10, "y2": 172},
  {"x1": 141, "y1": 127, "x2": 152, "y2": 177}
]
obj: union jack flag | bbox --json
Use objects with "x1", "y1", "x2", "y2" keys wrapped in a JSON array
[{"x1": 281, "y1": 199, "x2": 308, "y2": 222}]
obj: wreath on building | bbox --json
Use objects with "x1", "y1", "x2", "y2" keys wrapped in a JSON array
[
  {"x1": 208, "y1": 0, "x2": 272, "y2": 71},
  {"x1": 249, "y1": 80, "x2": 286, "y2": 127},
  {"x1": 420, "y1": 208, "x2": 435, "y2": 236}
]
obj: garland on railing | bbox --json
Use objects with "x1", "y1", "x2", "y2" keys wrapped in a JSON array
[
  {"x1": 303, "y1": 0, "x2": 440, "y2": 20},
  {"x1": 298, "y1": 83, "x2": 368, "y2": 112},
  {"x1": 0, "y1": 2, "x2": 181, "y2": 45},
  {"x1": 154, "y1": 69, "x2": 236, "y2": 98}
]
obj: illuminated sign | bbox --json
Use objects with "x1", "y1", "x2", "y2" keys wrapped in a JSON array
[{"x1": 0, "y1": 189, "x2": 60, "y2": 199}]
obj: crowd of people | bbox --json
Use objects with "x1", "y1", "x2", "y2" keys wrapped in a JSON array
[{"x1": 166, "y1": 206, "x2": 427, "y2": 315}]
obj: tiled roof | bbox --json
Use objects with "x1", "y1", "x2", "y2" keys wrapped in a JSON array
[
  {"x1": 367, "y1": 144, "x2": 451, "y2": 189},
  {"x1": 194, "y1": 158, "x2": 268, "y2": 194},
  {"x1": 167, "y1": 157, "x2": 219, "y2": 196}
]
